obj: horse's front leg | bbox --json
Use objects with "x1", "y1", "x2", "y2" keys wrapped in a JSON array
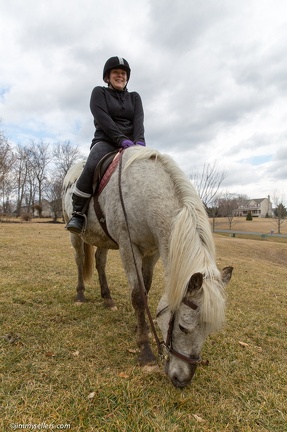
[
  {"x1": 95, "y1": 248, "x2": 117, "y2": 310},
  {"x1": 131, "y1": 286, "x2": 157, "y2": 365},
  {"x1": 133, "y1": 252, "x2": 159, "y2": 365},
  {"x1": 120, "y1": 243, "x2": 157, "y2": 365}
]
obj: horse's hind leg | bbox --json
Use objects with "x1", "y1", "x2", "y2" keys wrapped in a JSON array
[
  {"x1": 95, "y1": 248, "x2": 117, "y2": 310},
  {"x1": 70, "y1": 234, "x2": 87, "y2": 302}
]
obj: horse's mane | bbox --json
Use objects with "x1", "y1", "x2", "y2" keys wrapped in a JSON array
[{"x1": 124, "y1": 147, "x2": 225, "y2": 330}]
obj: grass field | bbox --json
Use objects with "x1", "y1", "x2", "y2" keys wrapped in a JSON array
[
  {"x1": 0, "y1": 218, "x2": 286, "y2": 431},
  {"x1": 212, "y1": 216, "x2": 287, "y2": 235}
]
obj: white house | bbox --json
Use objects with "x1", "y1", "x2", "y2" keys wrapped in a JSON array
[{"x1": 234, "y1": 196, "x2": 272, "y2": 218}]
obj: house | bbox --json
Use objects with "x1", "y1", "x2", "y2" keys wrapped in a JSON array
[
  {"x1": 32, "y1": 199, "x2": 53, "y2": 217},
  {"x1": 20, "y1": 199, "x2": 59, "y2": 218},
  {"x1": 234, "y1": 195, "x2": 272, "y2": 218}
]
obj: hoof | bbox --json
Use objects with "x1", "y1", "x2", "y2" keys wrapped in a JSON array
[
  {"x1": 138, "y1": 343, "x2": 157, "y2": 366},
  {"x1": 75, "y1": 293, "x2": 86, "y2": 302},
  {"x1": 104, "y1": 298, "x2": 117, "y2": 310}
]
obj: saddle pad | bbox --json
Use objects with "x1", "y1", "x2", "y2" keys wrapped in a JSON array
[
  {"x1": 93, "y1": 150, "x2": 123, "y2": 244},
  {"x1": 97, "y1": 151, "x2": 121, "y2": 196}
]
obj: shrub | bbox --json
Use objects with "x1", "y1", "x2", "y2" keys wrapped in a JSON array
[
  {"x1": 21, "y1": 213, "x2": 32, "y2": 222},
  {"x1": 246, "y1": 211, "x2": 253, "y2": 221}
]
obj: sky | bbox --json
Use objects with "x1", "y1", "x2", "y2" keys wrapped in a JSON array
[{"x1": 1, "y1": 0, "x2": 287, "y2": 202}]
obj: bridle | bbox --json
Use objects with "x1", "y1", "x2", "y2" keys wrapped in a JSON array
[
  {"x1": 118, "y1": 151, "x2": 201, "y2": 367},
  {"x1": 156, "y1": 298, "x2": 202, "y2": 366}
]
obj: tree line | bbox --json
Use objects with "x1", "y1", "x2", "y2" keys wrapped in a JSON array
[
  {"x1": 1, "y1": 126, "x2": 286, "y2": 231},
  {"x1": 0, "y1": 128, "x2": 82, "y2": 219}
]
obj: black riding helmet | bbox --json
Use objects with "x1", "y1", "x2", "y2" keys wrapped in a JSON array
[{"x1": 103, "y1": 56, "x2": 131, "y2": 83}]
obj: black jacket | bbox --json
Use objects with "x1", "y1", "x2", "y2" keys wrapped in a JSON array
[{"x1": 90, "y1": 86, "x2": 145, "y2": 148}]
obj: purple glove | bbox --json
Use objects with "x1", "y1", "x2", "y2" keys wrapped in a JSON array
[
  {"x1": 121, "y1": 139, "x2": 135, "y2": 149},
  {"x1": 135, "y1": 141, "x2": 146, "y2": 146}
]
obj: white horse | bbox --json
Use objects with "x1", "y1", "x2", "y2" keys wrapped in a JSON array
[{"x1": 62, "y1": 146, "x2": 233, "y2": 387}]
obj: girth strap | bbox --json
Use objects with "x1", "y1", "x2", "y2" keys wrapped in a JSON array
[{"x1": 93, "y1": 198, "x2": 117, "y2": 243}]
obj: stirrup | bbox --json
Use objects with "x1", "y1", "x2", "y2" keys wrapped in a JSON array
[{"x1": 66, "y1": 212, "x2": 88, "y2": 234}]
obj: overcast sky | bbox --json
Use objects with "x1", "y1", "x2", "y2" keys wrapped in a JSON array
[{"x1": 1, "y1": 0, "x2": 287, "y2": 201}]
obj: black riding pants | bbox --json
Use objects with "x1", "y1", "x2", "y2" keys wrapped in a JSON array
[{"x1": 75, "y1": 141, "x2": 118, "y2": 196}]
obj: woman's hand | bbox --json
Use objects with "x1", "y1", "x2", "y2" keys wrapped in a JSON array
[{"x1": 121, "y1": 139, "x2": 135, "y2": 149}]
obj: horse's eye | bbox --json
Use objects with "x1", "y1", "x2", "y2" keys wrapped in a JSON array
[{"x1": 179, "y1": 324, "x2": 189, "y2": 334}]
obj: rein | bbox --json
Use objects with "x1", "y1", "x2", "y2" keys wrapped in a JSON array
[
  {"x1": 118, "y1": 152, "x2": 201, "y2": 366},
  {"x1": 118, "y1": 151, "x2": 163, "y2": 356}
]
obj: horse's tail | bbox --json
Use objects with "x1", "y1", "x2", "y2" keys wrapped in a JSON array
[{"x1": 83, "y1": 243, "x2": 95, "y2": 283}]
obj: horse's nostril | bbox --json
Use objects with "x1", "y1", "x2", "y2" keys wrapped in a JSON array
[{"x1": 171, "y1": 374, "x2": 186, "y2": 388}]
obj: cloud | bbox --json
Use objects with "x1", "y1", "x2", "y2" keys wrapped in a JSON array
[{"x1": 0, "y1": 0, "x2": 286, "y2": 201}]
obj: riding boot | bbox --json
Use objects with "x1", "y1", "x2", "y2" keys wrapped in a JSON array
[{"x1": 66, "y1": 193, "x2": 91, "y2": 234}]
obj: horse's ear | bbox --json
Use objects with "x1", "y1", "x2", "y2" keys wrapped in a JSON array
[
  {"x1": 221, "y1": 266, "x2": 234, "y2": 286},
  {"x1": 187, "y1": 273, "x2": 204, "y2": 293}
]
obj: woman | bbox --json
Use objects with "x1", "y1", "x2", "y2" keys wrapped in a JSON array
[{"x1": 66, "y1": 56, "x2": 146, "y2": 234}]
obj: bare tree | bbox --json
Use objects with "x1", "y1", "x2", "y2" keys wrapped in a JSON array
[
  {"x1": 272, "y1": 191, "x2": 286, "y2": 234},
  {"x1": 47, "y1": 141, "x2": 83, "y2": 221},
  {"x1": 0, "y1": 130, "x2": 11, "y2": 183},
  {"x1": 0, "y1": 128, "x2": 15, "y2": 213},
  {"x1": 45, "y1": 177, "x2": 63, "y2": 221},
  {"x1": 209, "y1": 194, "x2": 222, "y2": 232},
  {"x1": 218, "y1": 192, "x2": 239, "y2": 229},
  {"x1": 190, "y1": 161, "x2": 227, "y2": 208},
  {"x1": 53, "y1": 140, "x2": 82, "y2": 180},
  {"x1": 13, "y1": 145, "x2": 31, "y2": 216},
  {"x1": 27, "y1": 141, "x2": 53, "y2": 217}
]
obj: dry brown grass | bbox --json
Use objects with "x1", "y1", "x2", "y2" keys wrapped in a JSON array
[
  {"x1": 213, "y1": 216, "x2": 287, "y2": 235},
  {"x1": 0, "y1": 218, "x2": 286, "y2": 431}
]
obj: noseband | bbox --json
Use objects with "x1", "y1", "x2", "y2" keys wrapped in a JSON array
[{"x1": 156, "y1": 298, "x2": 201, "y2": 366}]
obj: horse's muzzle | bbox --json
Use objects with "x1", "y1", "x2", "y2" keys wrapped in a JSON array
[{"x1": 165, "y1": 358, "x2": 198, "y2": 388}]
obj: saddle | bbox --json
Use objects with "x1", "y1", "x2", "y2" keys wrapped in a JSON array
[{"x1": 92, "y1": 150, "x2": 123, "y2": 243}]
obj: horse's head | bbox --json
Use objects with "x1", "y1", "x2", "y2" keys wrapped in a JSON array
[{"x1": 156, "y1": 266, "x2": 233, "y2": 388}]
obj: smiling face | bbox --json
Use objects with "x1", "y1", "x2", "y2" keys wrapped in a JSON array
[{"x1": 107, "y1": 68, "x2": 128, "y2": 90}]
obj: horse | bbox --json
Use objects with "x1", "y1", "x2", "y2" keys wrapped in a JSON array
[{"x1": 62, "y1": 146, "x2": 233, "y2": 388}]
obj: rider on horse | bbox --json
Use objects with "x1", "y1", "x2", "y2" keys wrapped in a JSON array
[{"x1": 66, "y1": 56, "x2": 146, "y2": 234}]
